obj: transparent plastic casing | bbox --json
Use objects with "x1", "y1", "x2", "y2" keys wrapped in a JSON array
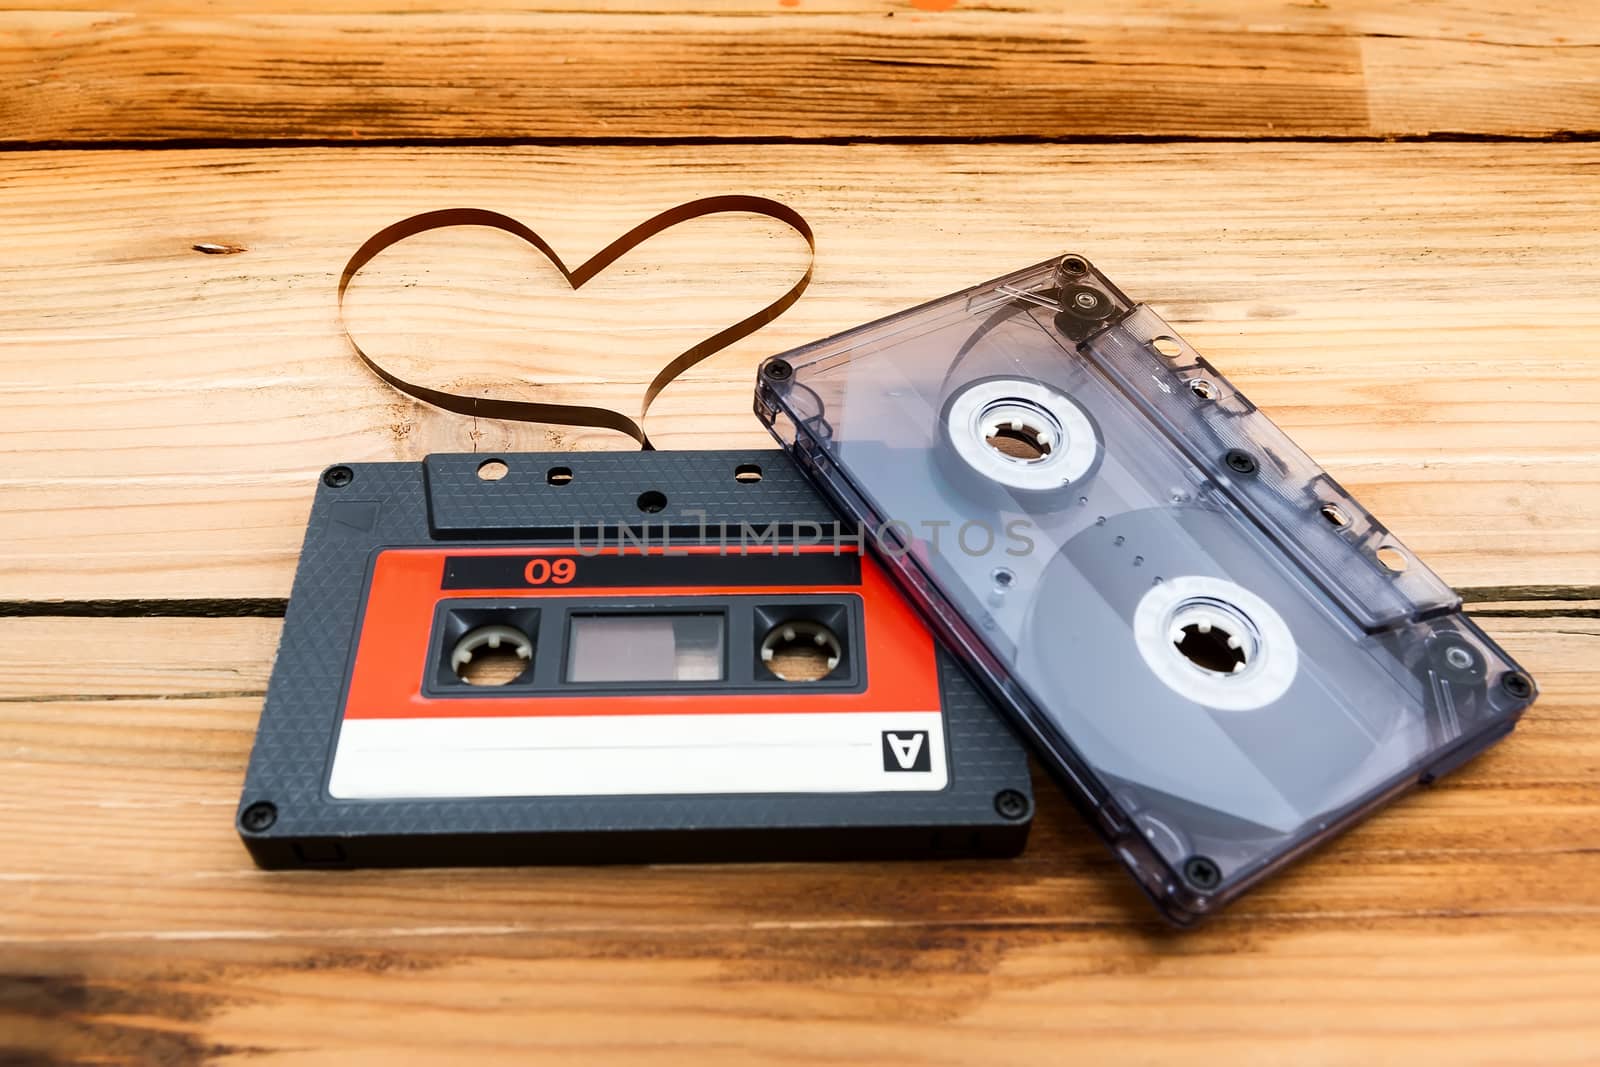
[{"x1": 755, "y1": 255, "x2": 1536, "y2": 923}]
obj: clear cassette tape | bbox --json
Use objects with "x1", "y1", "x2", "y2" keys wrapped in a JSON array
[{"x1": 755, "y1": 254, "x2": 1536, "y2": 922}]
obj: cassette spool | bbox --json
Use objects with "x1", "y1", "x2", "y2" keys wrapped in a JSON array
[
  {"x1": 755, "y1": 255, "x2": 1537, "y2": 923},
  {"x1": 236, "y1": 450, "x2": 1033, "y2": 868}
]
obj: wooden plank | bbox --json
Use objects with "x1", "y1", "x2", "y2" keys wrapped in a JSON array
[
  {"x1": 3, "y1": 921, "x2": 1599, "y2": 1067},
  {"x1": 0, "y1": 614, "x2": 1596, "y2": 1064},
  {"x1": 1, "y1": 143, "x2": 1596, "y2": 601},
  {"x1": 1, "y1": 1, "x2": 1597, "y2": 143}
]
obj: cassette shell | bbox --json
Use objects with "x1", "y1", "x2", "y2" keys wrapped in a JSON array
[
  {"x1": 235, "y1": 450, "x2": 1033, "y2": 869},
  {"x1": 755, "y1": 255, "x2": 1536, "y2": 922}
]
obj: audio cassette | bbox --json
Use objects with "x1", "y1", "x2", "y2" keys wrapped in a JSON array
[
  {"x1": 755, "y1": 254, "x2": 1536, "y2": 923},
  {"x1": 236, "y1": 450, "x2": 1033, "y2": 868}
]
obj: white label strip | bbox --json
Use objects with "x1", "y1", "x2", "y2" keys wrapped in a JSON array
[{"x1": 328, "y1": 711, "x2": 948, "y2": 800}]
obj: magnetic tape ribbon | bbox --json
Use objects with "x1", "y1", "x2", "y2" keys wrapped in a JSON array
[{"x1": 338, "y1": 196, "x2": 816, "y2": 449}]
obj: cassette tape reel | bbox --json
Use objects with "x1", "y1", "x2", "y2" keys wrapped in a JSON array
[
  {"x1": 236, "y1": 450, "x2": 1033, "y2": 869},
  {"x1": 756, "y1": 254, "x2": 1536, "y2": 922}
]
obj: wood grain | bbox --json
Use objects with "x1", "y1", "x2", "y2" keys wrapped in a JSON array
[
  {"x1": 3, "y1": 4, "x2": 1595, "y2": 1060},
  {"x1": 1, "y1": 1, "x2": 1598, "y2": 143},
  {"x1": 2, "y1": 142, "x2": 1597, "y2": 601},
  {"x1": 0, "y1": 615, "x2": 1595, "y2": 1064}
]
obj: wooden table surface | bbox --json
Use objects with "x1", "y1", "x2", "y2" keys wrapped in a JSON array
[{"x1": 2, "y1": 2, "x2": 1598, "y2": 1063}]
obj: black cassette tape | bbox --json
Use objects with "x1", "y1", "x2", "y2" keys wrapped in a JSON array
[
  {"x1": 756, "y1": 254, "x2": 1537, "y2": 923},
  {"x1": 236, "y1": 450, "x2": 1033, "y2": 868}
]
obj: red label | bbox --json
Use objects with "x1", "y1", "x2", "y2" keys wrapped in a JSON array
[{"x1": 344, "y1": 545, "x2": 939, "y2": 720}]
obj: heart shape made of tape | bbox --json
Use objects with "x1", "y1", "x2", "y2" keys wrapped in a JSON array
[{"x1": 338, "y1": 196, "x2": 815, "y2": 448}]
